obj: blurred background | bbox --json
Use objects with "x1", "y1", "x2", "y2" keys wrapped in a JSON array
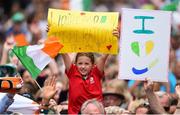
[
  {"x1": 0, "y1": 0, "x2": 179, "y2": 48},
  {"x1": 0, "y1": 0, "x2": 179, "y2": 46}
]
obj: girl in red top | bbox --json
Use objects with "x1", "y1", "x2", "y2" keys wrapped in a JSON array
[{"x1": 62, "y1": 28, "x2": 119, "y2": 114}]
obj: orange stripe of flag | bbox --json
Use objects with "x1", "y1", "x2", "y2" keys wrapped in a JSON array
[{"x1": 42, "y1": 36, "x2": 63, "y2": 58}]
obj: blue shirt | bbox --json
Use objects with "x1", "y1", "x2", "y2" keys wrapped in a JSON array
[
  {"x1": 160, "y1": 72, "x2": 176, "y2": 93},
  {"x1": 0, "y1": 93, "x2": 14, "y2": 113}
]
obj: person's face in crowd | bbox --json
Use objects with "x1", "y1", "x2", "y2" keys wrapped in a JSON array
[
  {"x1": 22, "y1": 70, "x2": 33, "y2": 83},
  {"x1": 169, "y1": 105, "x2": 176, "y2": 114},
  {"x1": 135, "y1": 107, "x2": 149, "y2": 115},
  {"x1": 174, "y1": 61, "x2": 180, "y2": 79},
  {"x1": 171, "y1": 36, "x2": 180, "y2": 50},
  {"x1": 150, "y1": 0, "x2": 164, "y2": 8},
  {"x1": 76, "y1": 56, "x2": 93, "y2": 76},
  {"x1": 7, "y1": 37, "x2": 19, "y2": 65},
  {"x1": 169, "y1": 48, "x2": 176, "y2": 64},
  {"x1": 43, "y1": 68, "x2": 52, "y2": 77},
  {"x1": 11, "y1": 2, "x2": 20, "y2": 13},
  {"x1": 103, "y1": 95, "x2": 122, "y2": 107},
  {"x1": 14, "y1": 23, "x2": 22, "y2": 33},
  {"x1": 157, "y1": 94, "x2": 170, "y2": 111},
  {"x1": 54, "y1": 82, "x2": 63, "y2": 102},
  {"x1": 59, "y1": 0, "x2": 69, "y2": 10},
  {"x1": 81, "y1": 103, "x2": 102, "y2": 114},
  {"x1": 10, "y1": 55, "x2": 19, "y2": 66}
]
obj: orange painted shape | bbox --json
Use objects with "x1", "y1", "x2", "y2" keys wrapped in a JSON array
[{"x1": 0, "y1": 77, "x2": 23, "y2": 93}]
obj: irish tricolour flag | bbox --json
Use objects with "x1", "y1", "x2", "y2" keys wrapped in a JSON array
[{"x1": 12, "y1": 37, "x2": 63, "y2": 79}]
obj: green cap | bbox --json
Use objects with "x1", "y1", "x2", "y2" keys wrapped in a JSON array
[{"x1": 12, "y1": 12, "x2": 25, "y2": 23}]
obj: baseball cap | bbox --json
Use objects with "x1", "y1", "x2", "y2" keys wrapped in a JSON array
[{"x1": 12, "y1": 12, "x2": 25, "y2": 23}]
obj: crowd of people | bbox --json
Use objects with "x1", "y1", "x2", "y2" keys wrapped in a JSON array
[{"x1": 0, "y1": 0, "x2": 180, "y2": 114}]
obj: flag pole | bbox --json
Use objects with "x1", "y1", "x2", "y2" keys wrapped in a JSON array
[{"x1": 34, "y1": 79, "x2": 43, "y2": 91}]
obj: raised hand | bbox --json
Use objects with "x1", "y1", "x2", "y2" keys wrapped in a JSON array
[
  {"x1": 48, "y1": 99, "x2": 58, "y2": 110},
  {"x1": 176, "y1": 84, "x2": 180, "y2": 98},
  {"x1": 48, "y1": 99, "x2": 63, "y2": 114},
  {"x1": 42, "y1": 75, "x2": 57, "y2": 105},
  {"x1": 112, "y1": 26, "x2": 120, "y2": 38},
  {"x1": 144, "y1": 78, "x2": 153, "y2": 92}
]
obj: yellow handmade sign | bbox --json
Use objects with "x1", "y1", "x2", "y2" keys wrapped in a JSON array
[{"x1": 47, "y1": 8, "x2": 119, "y2": 54}]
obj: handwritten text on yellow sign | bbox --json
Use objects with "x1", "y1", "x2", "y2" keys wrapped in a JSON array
[{"x1": 48, "y1": 9, "x2": 119, "y2": 54}]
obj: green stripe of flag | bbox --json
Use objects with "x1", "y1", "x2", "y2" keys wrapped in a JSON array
[{"x1": 12, "y1": 46, "x2": 41, "y2": 79}]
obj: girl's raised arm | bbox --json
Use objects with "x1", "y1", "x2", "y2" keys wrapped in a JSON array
[
  {"x1": 96, "y1": 54, "x2": 109, "y2": 73},
  {"x1": 97, "y1": 27, "x2": 120, "y2": 73},
  {"x1": 62, "y1": 53, "x2": 72, "y2": 71}
]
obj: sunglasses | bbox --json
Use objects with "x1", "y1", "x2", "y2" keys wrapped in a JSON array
[{"x1": 0, "y1": 65, "x2": 17, "y2": 77}]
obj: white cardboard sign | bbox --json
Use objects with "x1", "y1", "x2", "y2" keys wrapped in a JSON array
[{"x1": 119, "y1": 8, "x2": 171, "y2": 82}]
